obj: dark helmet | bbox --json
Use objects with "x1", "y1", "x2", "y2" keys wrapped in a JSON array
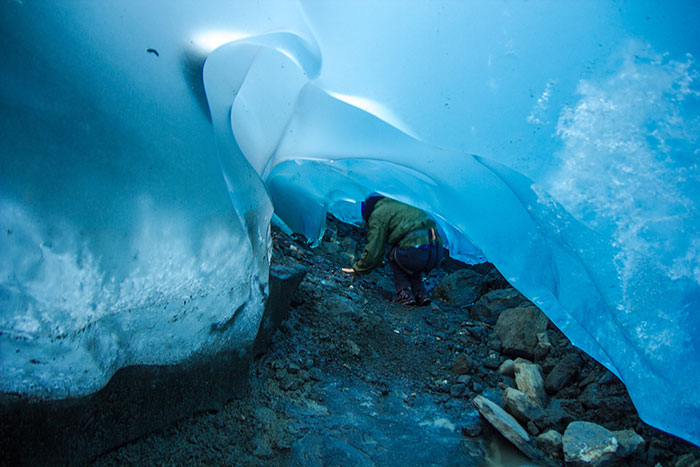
[{"x1": 361, "y1": 192, "x2": 385, "y2": 222}]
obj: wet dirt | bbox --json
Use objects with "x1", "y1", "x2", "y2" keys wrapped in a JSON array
[{"x1": 93, "y1": 215, "x2": 700, "y2": 466}]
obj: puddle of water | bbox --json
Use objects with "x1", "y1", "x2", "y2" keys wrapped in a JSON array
[{"x1": 483, "y1": 432, "x2": 543, "y2": 467}]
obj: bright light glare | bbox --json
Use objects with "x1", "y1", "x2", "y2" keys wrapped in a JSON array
[{"x1": 192, "y1": 30, "x2": 248, "y2": 52}]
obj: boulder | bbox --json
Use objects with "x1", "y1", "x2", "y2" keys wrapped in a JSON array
[
  {"x1": 495, "y1": 306, "x2": 550, "y2": 359},
  {"x1": 482, "y1": 266, "x2": 510, "y2": 292},
  {"x1": 613, "y1": 429, "x2": 645, "y2": 458},
  {"x1": 514, "y1": 360, "x2": 548, "y2": 406},
  {"x1": 502, "y1": 387, "x2": 546, "y2": 424},
  {"x1": 562, "y1": 421, "x2": 619, "y2": 466},
  {"x1": 498, "y1": 359, "x2": 515, "y2": 377},
  {"x1": 536, "y1": 430, "x2": 563, "y2": 458},
  {"x1": 533, "y1": 399, "x2": 574, "y2": 433},
  {"x1": 470, "y1": 288, "x2": 528, "y2": 324},
  {"x1": 472, "y1": 395, "x2": 539, "y2": 461},
  {"x1": 534, "y1": 332, "x2": 553, "y2": 360},
  {"x1": 545, "y1": 353, "x2": 583, "y2": 394},
  {"x1": 579, "y1": 382, "x2": 603, "y2": 409},
  {"x1": 432, "y1": 269, "x2": 484, "y2": 307}
]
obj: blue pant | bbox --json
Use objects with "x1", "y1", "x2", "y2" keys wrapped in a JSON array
[{"x1": 388, "y1": 244, "x2": 443, "y2": 296}]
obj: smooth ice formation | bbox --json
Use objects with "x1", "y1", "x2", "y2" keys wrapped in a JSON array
[
  {"x1": 1, "y1": 1, "x2": 698, "y2": 446},
  {"x1": 0, "y1": 2, "x2": 289, "y2": 398}
]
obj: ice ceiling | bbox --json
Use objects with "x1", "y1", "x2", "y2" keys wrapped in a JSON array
[{"x1": 1, "y1": 0, "x2": 699, "y2": 446}]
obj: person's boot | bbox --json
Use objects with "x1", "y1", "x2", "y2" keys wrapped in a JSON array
[
  {"x1": 410, "y1": 279, "x2": 430, "y2": 306},
  {"x1": 392, "y1": 288, "x2": 416, "y2": 306},
  {"x1": 414, "y1": 292, "x2": 431, "y2": 306}
]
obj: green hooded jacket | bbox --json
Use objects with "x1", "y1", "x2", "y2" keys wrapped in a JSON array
[{"x1": 352, "y1": 198, "x2": 442, "y2": 275}]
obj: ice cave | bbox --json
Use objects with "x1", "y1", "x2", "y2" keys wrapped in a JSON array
[{"x1": 1, "y1": 0, "x2": 699, "y2": 450}]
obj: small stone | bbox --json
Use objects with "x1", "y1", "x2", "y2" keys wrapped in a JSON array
[
  {"x1": 598, "y1": 372, "x2": 618, "y2": 386},
  {"x1": 309, "y1": 368, "x2": 323, "y2": 381},
  {"x1": 527, "y1": 421, "x2": 540, "y2": 436},
  {"x1": 253, "y1": 407, "x2": 277, "y2": 428},
  {"x1": 452, "y1": 353, "x2": 472, "y2": 375},
  {"x1": 541, "y1": 358, "x2": 556, "y2": 375},
  {"x1": 252, "y1": 436, "x2": 273, "y2": 459},
  {"x1": 461, "y1": 423, "x2": 482, "y2": 437},
  {"x1": 457, "y1": 375, "x2": 472, "y2": 385},
  {"x1": 472, "y1": 382, "x2": 484, "y2": 393},
  {"x1": 533, "y1": 399, "x2": 573, "y2": 433},
  {"x1": 287, "y1": 363, "x2": 300, "y2": 374},
  {"x1": 346, "y1": 339, "x2": 361, "y2": 357},
  {"x1": 534, "y1": 332, "x2": 553, "y2": 360},
  {"x1": 483, "y1": 354, "x2": 501, "y2": 369},
  {"x1": 435, "y1": 379, "x2": 451, "y2": 393},
  {"x1": 450, "y1": 383, "x2": 467, "y2": 397},
  {"x1": 279, "y1": 376, "x2": 297, "y2": 391},
  {"x1": 272, "y1": 360, "x2": 285, "y2": 370},
  {"x1": 578, "y1": 371, "x2": 596, "y2": 388},
  {"x1": 275, "y1": 433, "x2": 293, "y2": 451},
  {"x1": 646, "y1": 447, "x2": 663, "y2": 465}
]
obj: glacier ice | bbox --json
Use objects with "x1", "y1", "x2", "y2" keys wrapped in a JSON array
[{"x1": 1, "y1": 0, "x2": 699, "y2": 447}]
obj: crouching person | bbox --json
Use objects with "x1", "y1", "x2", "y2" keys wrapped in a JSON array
[{"x1": 342, "y1": 194, "x2": 443, "y2": 306}]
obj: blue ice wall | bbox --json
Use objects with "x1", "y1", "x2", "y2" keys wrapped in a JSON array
[
  {"x1": 0, "y1": 2, "x2": 305, "y2": 397},
  {"x1": 1, "y1": 0, "x2": 699, "y2": 447}
]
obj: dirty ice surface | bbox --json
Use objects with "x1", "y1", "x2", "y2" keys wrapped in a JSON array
[{"x1": 1, "y1": 1, "x2": 699, "y2": 446}]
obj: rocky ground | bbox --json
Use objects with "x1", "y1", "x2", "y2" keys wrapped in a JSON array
[{"x1": 93, "y1": 214, "x2": 700, "y2": 466}]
